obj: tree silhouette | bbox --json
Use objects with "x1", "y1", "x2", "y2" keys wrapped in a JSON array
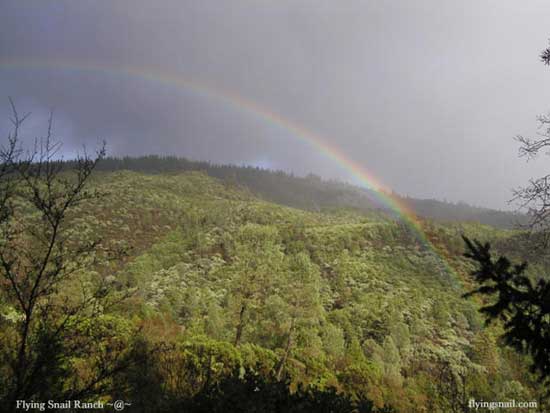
[
  {"x1": 462, "y1": 236, "x2": 550, "y2": 385},
  {"x1": 0, "y1": 100, "x2": 132, "y2": 409},
  {"x1": 513, "y1": 39, "x2": 550, "y2": 245}
]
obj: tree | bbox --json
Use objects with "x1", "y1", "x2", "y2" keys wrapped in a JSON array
[
  {"x1": 0, "y1": 100, "x2": 130, "y2": 408},
  {"x1": 514, "y1": 113, "x2": 550, "y2": 244},
  {"x1": 274, "y1": 252, "x2": 322, "y2": 380},
  {"x1": 513, "y1": 40, "x2": 550, "y2": 244},
  {"x1": 226, "y1": 224, "x2": 283, "y2": 346},
  {"x1": 462, "y1": 236, "x2": 550, "y2": 385}
]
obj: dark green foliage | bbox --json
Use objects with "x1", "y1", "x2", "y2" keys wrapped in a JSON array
[
  {"x1": 463, "y1": 236, "x2": 550, "y2": 383},
  {"x1": 115, "y1": 336, "x2": 385, "y2": 413},
  {"x1": 179, "y1": 372, "x2": 382, "y2": 413}
]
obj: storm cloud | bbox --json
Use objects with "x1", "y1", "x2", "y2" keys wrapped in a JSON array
[{"x1": 1, "y1": 0, "x2": 550, "y2": 209}]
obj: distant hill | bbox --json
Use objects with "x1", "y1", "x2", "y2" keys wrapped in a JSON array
[
  {"x1": 89, "y1": 155, "x2": 526, "y2": 229},
  {"x1": 398, "y1": 196, "x2": 528, "y2": 229}
]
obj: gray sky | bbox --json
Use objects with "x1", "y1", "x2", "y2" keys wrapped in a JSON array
[{"x1": 1, "y1": 0, "x2": 550, "y2": 209}]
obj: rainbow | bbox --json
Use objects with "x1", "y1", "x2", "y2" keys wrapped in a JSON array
[{"x1": 0, "y1": 58, "x2": 457, "y2": 277}]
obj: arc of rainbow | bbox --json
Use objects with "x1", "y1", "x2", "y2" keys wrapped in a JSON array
[{"x1": 0, "y1": 58, "x2": 457, "y2": 277}]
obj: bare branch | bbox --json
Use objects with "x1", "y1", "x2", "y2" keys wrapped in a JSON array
[{"x1": 0, "y1": 99, "x2": 119, "y2": 404}]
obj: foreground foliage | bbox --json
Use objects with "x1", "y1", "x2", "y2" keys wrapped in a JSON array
[{"x1": 463, "y1": 237, "x2": 550, "y2": 385}]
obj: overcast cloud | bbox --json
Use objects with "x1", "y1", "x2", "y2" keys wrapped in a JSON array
[{"x1": 1, "y1": 0, "x2": 550, "y2": 209}]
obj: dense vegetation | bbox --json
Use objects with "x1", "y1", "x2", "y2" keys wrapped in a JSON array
[
  {"x1": 1, "y1": 165, "x2": 547, "y2": 412},
  {"x1": 90, "y1": 155, "x2": 526, "y2": 229}
]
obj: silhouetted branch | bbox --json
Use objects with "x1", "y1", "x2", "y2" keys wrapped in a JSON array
[
  {"x1": 0, "y1": 99, "x2": 133, "y2": 406},
  {"x1": 463, "y1": 236, "x2": 550, "y2": 385}
]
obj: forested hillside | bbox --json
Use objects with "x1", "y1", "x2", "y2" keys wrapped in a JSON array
[
  {"x1": 91, "y1": 156, "x2": 526, "y2": 229},
  {"x1": 2, "y1": 169, "x2": 546, "y2": 412}
]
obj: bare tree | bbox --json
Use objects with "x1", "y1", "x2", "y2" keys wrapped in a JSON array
[
  {"x1": 512, "y1": 42, "x2": 550, "y2": 245},
  {"x1": 513, "y1": 114, "x2": 550, "y2": 244},
  {"x1": 0, "y1": 99, "x2": 131, "y2": 408}
]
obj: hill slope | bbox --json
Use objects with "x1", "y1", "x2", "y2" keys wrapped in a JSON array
[
  {"x1": 90, "y1": 155, "x2": 526, "y2": 229},
  {"x1": 1, "y1": 169, "x2": 545, "y2": 412},
  {"x1": 87, "y1": 171, "x2": 545, "y2": 410}
]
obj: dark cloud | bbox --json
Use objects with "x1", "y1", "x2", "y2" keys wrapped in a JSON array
[{"x1": 1, "y1": 0, "x2": 550, "y2": 208}]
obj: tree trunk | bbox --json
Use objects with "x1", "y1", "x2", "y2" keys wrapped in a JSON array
[
  {"x1": 234, "y1": 302, "x2": 247, "y2": 346},
  {"x1": 275, "y1": 318, "x2": 295, "y2": 380}
]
